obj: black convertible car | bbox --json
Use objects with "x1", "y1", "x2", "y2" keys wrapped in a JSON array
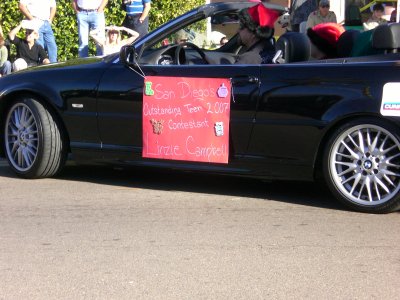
[{"x1": 1, "y1": 2, "x2": 400, "y2": 213}]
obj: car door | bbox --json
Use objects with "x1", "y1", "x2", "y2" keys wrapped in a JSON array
[
  {"x1": 249, "y1": 63, "x2": 369, "y2": 180},
  {"x1": 96, "y1": 63, "x2": 260, "y2": 170}
]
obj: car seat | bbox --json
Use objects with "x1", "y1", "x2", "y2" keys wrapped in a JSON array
[
  {"x1": 299, "y1": 21, "x2": 307, "y2": 34},
  {"x1": 274, "y1": 31, "x2": 310, "y2": 63},
  {"x1": 337, "y1": 29, "x2": 360, "y2": 57},
  {"x1": 372, "y1": 22, "x2": 400, "y2": 53},
  {"x1": 345, "y1": 3, "x2": 362, "y2": 26},
  {"x1": 350, "y1": 29, "x2": 382, "y2": 57}
]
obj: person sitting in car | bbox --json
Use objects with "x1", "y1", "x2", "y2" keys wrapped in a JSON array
[
  {"x1": 307, "y1": 22, "x2": 345, "y2": 59},
  {"x1": 234, "y1": 3, "x2": 279, "y2": 64}
]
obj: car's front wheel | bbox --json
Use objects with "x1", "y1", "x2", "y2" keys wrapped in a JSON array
[
  {"x1": 4, "y1": 97, "x2": 66, "y2": 178},
  {"x1": 324, "y1": 118, "x2": 400, "y2": 213}
]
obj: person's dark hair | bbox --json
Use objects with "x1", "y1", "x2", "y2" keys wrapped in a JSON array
[
  {"x1": 390, "y1": 9, "x2": 397, "y2": 22},
  {"x1": 373, "y1": 3, "x2": 385, "y2": 12}
]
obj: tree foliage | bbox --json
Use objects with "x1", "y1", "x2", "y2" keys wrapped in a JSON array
[{"x1": 0, "y1": 0, "x2": 204, "y2": 61}]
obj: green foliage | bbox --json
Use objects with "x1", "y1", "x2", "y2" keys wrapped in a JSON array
[{"x1": 0, "y1": 0, "x2": 204, "y2": 61}]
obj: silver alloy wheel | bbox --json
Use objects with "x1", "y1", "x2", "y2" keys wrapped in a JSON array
[
  {"x1": 5, "y1": 103, "x2": 39, "y2": 172},
  {"x1": 329, "y1": 124, "x2": 400, "y2": 206}
]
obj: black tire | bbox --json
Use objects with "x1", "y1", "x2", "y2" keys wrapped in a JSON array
[
  {"x1": 323, "y1": 118, "x2": 400, "y2": 213},
  {"x1": 4, "y1": 97, "x2": 66, "y2": 178}
]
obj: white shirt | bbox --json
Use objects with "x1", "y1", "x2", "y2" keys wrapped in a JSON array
[
  {"x1": 77, "y1": 0, "x2": 103, "y2": 10},
  {"x1": 20, "y1": 0, "x2": 56, "y2": 21}
]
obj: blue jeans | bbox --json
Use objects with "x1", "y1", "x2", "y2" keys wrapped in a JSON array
[
  {"x1": 36, "y1": 20, "x2": 58, "y2": 63},
  {"x1": 0, "y1": 61, "x2": 11, "y2": 75},
  {"x1": 77, "y1": 11, "x2": 105, "y2": 57}
]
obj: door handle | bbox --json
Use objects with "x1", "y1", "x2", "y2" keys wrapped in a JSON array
[{"x1": 231, "y1": 76, "x2": 259, "y2": 86}]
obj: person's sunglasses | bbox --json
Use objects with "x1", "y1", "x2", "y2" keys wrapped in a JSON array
[
  {"x1": 25, "y1": 29, "x2": 34, "y2": 35},
  {"x1": 320, "y1": 5, "x2": 329, "y2": 8}
]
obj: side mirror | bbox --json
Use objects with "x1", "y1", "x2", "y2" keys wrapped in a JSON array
[{"x1": 119, "y1": 45, "x2": 138, "y2": 66}]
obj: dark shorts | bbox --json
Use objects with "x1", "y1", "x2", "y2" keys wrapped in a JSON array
[{"x1": 122, "y1": 14, "x2": 149, "y2": 38}]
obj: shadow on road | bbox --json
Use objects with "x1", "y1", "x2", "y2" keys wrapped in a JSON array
[{"x1": 0, "y1": 159, "x2": 346, "y2": 211}]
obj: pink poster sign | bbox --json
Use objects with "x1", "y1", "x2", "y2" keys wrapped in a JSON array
[{"x1": 142, "y1": 76, "x2": 231, "y2": 164}]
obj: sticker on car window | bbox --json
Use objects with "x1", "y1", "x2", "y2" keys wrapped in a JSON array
[
  {"x1": 381, "y1": 83, "x2": 400, "y2": 116},
  {"x1": 142, "y1": 76, "x2": 231, "y2": 164}
]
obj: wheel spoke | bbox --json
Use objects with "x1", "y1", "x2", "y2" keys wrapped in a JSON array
[
  {"x1": 348, "y1": 173, "x2": 362, "y2": 195},
  {"x1": 21, "y1": 106, "x2": 28, "y2": 126},
  {"x1": 14, "y1": 109, "x2": 21, "y2": 128},
  {"x1": 369, "y1": 130, "x2": 380, "y2": 152},
  {"x1": 336, "y1": 162, "x2": 357, "y2": 177},
  {"x1": 364, "y1": 177, "x2": 373, "y2": 202},
  {"x1": 336, "y1": 152, "x2": 354, "y2": 160},
  {"x1": 17, "y1": 148, "x2": 24, "y2": 167},
  {"x1": 375, "y1": 176, "x2": 390, "y2": 194},
  {"x1": 11, "y1": 141, "x2": 19, "y2": 156},
  {"x1": 340, "y1": 139, "x2": 359, "y2": 159},
  {"x1": 382, "y1": 144, "x2": 397, "y2": 155},
  {"x1": 357, "y1": 129, "x2": 365, "y2": 153},
  {"x1": 382, "y1": 174, "x2": 396, "y2": 187}
]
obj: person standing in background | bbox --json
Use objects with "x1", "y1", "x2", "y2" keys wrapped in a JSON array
[
  {"x1": 288, "y1": 0, "x2": 318, "y2": 32},
  {"x1": 122, "y1": 0, "x2": 151, "y2": 38},
  {"x1": 72, "y1": 0, "x2": 109, "y2": 57},
  {"x1": 19, "y1": 0, "x2": 58, "y2": 63}
]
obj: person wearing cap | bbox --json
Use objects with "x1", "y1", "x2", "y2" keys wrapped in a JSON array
[
  {"x1": 306, "y1": 0, "x2": 337, "y2": 29},
  {"x1": 235, "y1": 3, "x2": 279, "y2": 64},
  {"x1": 72, "y1": 0, "x2": 109, "y2": 57},
  {"x1": 90, "y1": 25, "x2": 139, "y2": 56},
  {"x1": 19, "y1": 0, "x2": 58, "y2": 63},
  {"x1": 306, "y1": 22, "x2": 345, "y2": 59},
  {"x1": 8, "y1": 21, "x2": 50, "y2": 71}
]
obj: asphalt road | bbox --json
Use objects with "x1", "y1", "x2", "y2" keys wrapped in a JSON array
[{"x1": 0, "y1": 158, "x2": 399, "y2": 299}]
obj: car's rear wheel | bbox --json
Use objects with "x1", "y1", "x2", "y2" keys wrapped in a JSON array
[
  {"x1": 4, "y1": 97, "x2": 66, "y2": 178},
  {"x1": 324, "y1": 118, "x2": 400, "y2": 213}
]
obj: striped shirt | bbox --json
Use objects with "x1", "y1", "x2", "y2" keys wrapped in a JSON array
[{"x1": 125, "y1": 0, "x2": 150, "y2": 16}]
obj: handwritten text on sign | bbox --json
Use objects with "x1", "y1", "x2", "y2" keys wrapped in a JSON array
[{"x1": 142, "y1": 76, "x2": 231, "y2": 164}]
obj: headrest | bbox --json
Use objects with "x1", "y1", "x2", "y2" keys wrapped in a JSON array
[
  {"x1": 276, "y1": 32, "x2": 310, "y2": 63},
  {"x1": 372, "y1": 23, "x2": 400, "y2": 50},
  {"x1": 337, "y1": 29, "x2": 360, "y2": 57}
]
